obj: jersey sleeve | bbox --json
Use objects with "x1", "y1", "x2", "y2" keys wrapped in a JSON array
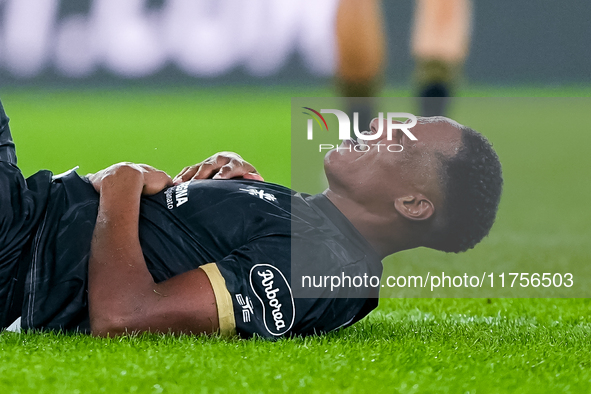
[
  {"x1": 201, "y1": 235, "x2": 294, "y2": 339},
  {"x1": 199, "y1": 235, "x2": 377, "y2": 339}
]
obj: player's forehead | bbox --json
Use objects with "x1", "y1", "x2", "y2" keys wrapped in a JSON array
[
  {"x1": 416, "y1": 115, "x2": 461, "y2": 127},
  {"x1": 411, "y1": 116, "x2": 463, "y2": 156}
]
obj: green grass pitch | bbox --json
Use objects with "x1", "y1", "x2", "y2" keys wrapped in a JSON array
[{"x1": 1, "y1": 87, "x2": 590, "y2": 393}]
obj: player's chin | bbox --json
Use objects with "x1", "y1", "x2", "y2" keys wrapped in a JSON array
[
  {"x1": 323, "y1": 148, "x2": 339, "y2": 169},
  {"x1": 323, "y1": 152, "x2": 350, "y2": 181},
  {"x1": 325, "y1": 144, "x2": 350, "y2": 160},
  {"x1": 324, "y1": 148, "x2": 357, "y2": 172}
]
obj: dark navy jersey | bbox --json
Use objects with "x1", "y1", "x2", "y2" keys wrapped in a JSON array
[
  {"x1": 1, "y1": 100, "x2": 382, "y2": 338},
  {"x1": 19, "y1": 174, "x2": 381, "y2": 337},
  {"x1": 0, "y1": 100, "x2": 52, "y2": 329}
]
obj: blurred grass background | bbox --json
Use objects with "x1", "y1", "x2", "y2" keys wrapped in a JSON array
[{"x1": 1, "y1": 86, "x2": 590, "y2": 393}]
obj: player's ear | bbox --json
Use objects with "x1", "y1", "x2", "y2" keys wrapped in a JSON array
[{"x1": 394, "y1": 194, "x2": 434, "y2": 221}]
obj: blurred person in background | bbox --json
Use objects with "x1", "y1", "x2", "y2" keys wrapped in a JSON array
[{"x1": 336, "y1": 0, "x2": 472, "y2": 124}]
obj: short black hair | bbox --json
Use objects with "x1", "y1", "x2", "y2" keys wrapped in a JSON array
[{"x1": 430, "y1": 126, "x2": 503, "y2": 253}]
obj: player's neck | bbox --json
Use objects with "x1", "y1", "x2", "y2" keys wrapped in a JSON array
[{"x1": 323, "y1": 189, "x2": 410, "y2": 259}]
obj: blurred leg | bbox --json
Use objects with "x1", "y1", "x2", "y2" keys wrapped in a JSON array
[
  {"x1": 335, "y1": 0, "x2": 385, "y2": 130},
  {"x1": 411, "y1": 0, "x2": 472, "y2": 116}
]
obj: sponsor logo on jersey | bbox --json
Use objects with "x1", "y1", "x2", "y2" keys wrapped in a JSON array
[
  {"x1": 249, "y1": 264, "x2": 295, "y2": 336},
  {"x1": 165, "y1": 181, "x2": 190, "y2": 209},
  {"x1": 239, "y1": 187, "x2": 277, "y2": 202},
  {"x1": 236, "y1": 294, "x2": 254, "y2": 323}
]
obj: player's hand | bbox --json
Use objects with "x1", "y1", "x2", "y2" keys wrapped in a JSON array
[
  {"x1": 88, "y1": 163, "x2": 173, "y2": 195},
  {"x1": 173, "y1": 152, "x2": 264, "y2": 185}
]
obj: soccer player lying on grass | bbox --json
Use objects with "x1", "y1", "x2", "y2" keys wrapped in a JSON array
[{"x1": 0, "y1": 99, "x2": 502, "y2": 338}]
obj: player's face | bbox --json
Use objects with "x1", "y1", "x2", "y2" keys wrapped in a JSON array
[{"x1": 323, "y1": 116, "x2": 462, "y2": 208}]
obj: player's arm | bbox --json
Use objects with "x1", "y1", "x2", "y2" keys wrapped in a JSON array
[
  {"x1": 87, "y1": 163, "x2": 219, "y2": 337},
  {"x1": 173, "y1": 151, "x2": 264, "y2": 184}
]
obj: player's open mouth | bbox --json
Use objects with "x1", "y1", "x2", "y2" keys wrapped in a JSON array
[
  {"x1": 337, "y1": 131, "x2": 374, "y2": 151},
  {"x1": 340, "y1": 137, "x2": 371, "y2": 149},
  {"x1": 356, "y1": 130, "x2": 375, "y2": 146},
  {"x1": 340, "y1": 138, "x2": 358, "y2": 148}
]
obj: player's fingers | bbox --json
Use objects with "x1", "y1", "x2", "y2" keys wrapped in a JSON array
[
  {"x1": 242, "y1": 172, "x2": 265, "y2": 182},
  {"x1": 143, "y1": 171, "x2": 174, "y2": 195},
  {"x1": 163, "y1": 172, "x2": 174, "y2": 187},
  {"x1": 212, "y1": 159, "x2": 252, "y2": 179},
  {"x1": 86, "y1": 172, "x2": 102, "y2": 193},
  {"x1": 193, "y1": 162, "x2": 216, "y2": 179},
  {"x1": 157, "y1": 171, "x2": 174, "y2": 186},
  {"x1": 193, "y1": 155, "x2": 231, "y2": 179},
  {"x1": 138, "y1": 163, "x2": 170, "y2": 174},
  {"x1": 211, "y1": 164, "x2": 235, "y2": 179},
  {"x1": 174, "y1": 165, "x2": 200, "y2": 184},
  {"x1": 173, "y1": 166, "x2": 191, "y2": 183},
  {"x1": 212, "y1": 157, "x2": 262, "y2": 180}
]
